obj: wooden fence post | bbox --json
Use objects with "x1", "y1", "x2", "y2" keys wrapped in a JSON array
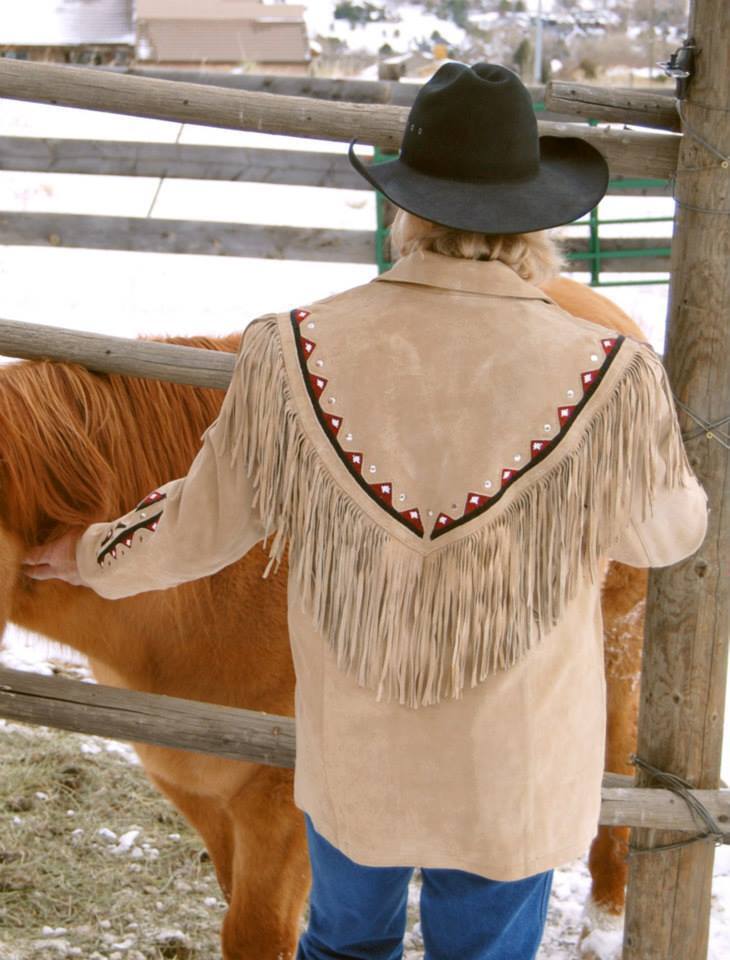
[{"x1": 623, "y1": 0, "x2": 730, "y2": 957}]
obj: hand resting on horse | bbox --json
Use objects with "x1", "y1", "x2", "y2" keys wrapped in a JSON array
[{"x1": 23, "y1": 532, "x2": 82, "y2": 584}]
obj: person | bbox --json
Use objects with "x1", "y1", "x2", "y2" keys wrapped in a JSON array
[{"x1": 24, "y1": 62, "x2": 708, "y2": 960}]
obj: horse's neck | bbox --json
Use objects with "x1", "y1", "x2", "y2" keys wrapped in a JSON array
[
  {"x1": 11, "y1": 587, "x2": 179, "y2": 688},
  {"x1": 11, "y1": 557, "x2": 295, "y2": 713}
]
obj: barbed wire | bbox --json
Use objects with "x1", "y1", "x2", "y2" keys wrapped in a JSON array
[
  {"x1": 675, "y1": 399, "x2": 730, "y2": 450},
  {"x1": 627, "y1": 754, "x2": 730, "y2": 857},
  {"x1": 671, "y1": 98, "x2": 730, "y2": 215}
]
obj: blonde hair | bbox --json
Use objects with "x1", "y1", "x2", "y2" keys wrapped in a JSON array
[{"x1": 389, "y1": 210, "x2": 564, "y2": 286}]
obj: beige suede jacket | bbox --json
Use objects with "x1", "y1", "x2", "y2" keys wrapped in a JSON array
[{"x1": 77, "y1": 251, "x2": 708, "y2": 880}]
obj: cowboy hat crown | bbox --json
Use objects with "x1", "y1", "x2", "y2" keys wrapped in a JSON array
[{"x1": 349, "y1": 61, "x2": 609, "y2": 235}]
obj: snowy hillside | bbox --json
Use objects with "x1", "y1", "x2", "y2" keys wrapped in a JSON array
[{"x1": 300, "y1": 0, "x2": 687, "y2": 80}]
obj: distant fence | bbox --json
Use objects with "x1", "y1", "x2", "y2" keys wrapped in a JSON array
[
  {"x1": 0, "y1": 136, "x2": 672, "y2": 270},
  {"x1": 0, "y1": 66, "x2": 675, "y2": 275}
]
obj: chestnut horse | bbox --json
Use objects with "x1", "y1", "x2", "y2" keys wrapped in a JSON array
[{"x1": 0, "y1": 278, "x2": 647, "y2": 959}]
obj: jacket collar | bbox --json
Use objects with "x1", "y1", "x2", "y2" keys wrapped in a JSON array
[{"x1": 376, "y1": 250, "x2": 553, "y2": 302}]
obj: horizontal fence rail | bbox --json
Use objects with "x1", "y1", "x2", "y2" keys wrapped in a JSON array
[
  {"x1": 0, "y1": 212, "x2": 670, "y2": 270},
  {"x1": 0, "y1": 137, "x2": 369, "y2": 189},
  {"x1": 1, "y1": 666, "x2": 727, "y2": 833},
  {"x1": 0, "y1": 212, "x2": 375, "y2": 262},
  {"x1": 106, "y1": 69, "x2": 426, "y2": 106},
  {"x1": 0, "y1": 666, "x2": 295, "y2": 768},
  {"x1": 0, "y1": 60, "x2": 681, "y2": 179},
  {"x1": 0, "y1": 318, "x2": 235, "y2": 386},
  {"x1": 0, "y1": 137, "x2": 674, "y2": 195},
  {"x1": 545, "y1": 81, "x2": 680, "y2": 131},
  {"x1": 108, "y1": 69, "x2": 577, "y2": 124}
]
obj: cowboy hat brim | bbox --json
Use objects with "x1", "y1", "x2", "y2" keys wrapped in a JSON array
[{"x1": 349, "y1": 136, "x2": 609, "y2": 235}]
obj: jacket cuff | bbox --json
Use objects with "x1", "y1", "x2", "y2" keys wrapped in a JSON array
[{"x1": 75, "y1": 522, "x2": 109, "y2": 592}]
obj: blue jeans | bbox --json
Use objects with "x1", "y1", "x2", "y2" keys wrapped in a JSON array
[{"x1": 297, "y1": 816, "x2": 552, "y2": 960}]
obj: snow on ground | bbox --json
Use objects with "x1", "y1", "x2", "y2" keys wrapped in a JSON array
[
  {"x1": 3, "y1": 626, "x2": 729, "y2": 960},
  {"x1": 0, "y1": 96, "x2": 728, "y2": 958}
]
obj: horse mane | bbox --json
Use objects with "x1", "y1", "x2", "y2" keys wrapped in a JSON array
[{"x1": 0, "y1": 333, "x2": 240, "y2": 548}]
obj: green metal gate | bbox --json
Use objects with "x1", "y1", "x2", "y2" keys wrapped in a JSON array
[{"x1": 374, "y1": 106, "x2": 673, "y2": 286}]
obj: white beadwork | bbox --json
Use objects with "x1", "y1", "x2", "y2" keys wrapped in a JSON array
[
  {"x1": 345, "y1": 432, "x2": 353, "y2": 441},
  {"x1": 513, "y1": 454, "x2": 522, "y2": 462},
  {"x1": 398, "y1": 493, "x2": 406, "y2": 502},
  {"x1": 590, "y1": 354, "x2": 599, "y2": 362},
  {"x1": 567, "y1": 389, "x2": 575, "y2": 399},
  {"x1": 307, "y1": 322, "x2": 315, "y2": 329},
  {"x1": 369, "y1": 465, "x2": 377, "y2": 474},
  {"x1": 483, "y1": 480, "x2": 492, "y2": 489},
  {"x1": 315, "y1": 359, "x2": 324, "y2": 368},
  {"x1": 427, "y1": 510, "x2": 434, "y2": 517},
  {"x1": 544, "y1": 424, "x2": 552, "y2": 432},
  {"x1": 327, "y1": 397, "x2": 336, "y2": 404}
]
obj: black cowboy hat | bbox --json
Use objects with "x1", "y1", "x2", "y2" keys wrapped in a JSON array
[{"x1": 349, "y1": 61, "x2": 609, "y2": 235}]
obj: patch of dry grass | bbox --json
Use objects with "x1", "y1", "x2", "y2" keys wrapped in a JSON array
[
  {"x1": 0, "y1": 720, "x2": 224, "y2": 960},
  {"x1": 0, "y1": 717, "x2": 589, "y2": 960}
]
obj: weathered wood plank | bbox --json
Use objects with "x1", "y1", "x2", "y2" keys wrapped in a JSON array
[
  {"x1": 0, "y1": 666, "x2": 295, "y2": 768},
  {"x1": 110, "y1": 70, "x2": 577, "y2": 120},
  {"x1": 0, "y1": 137, "x2": 672, "y2": 194},
  {"x1": 0, "y1": 318, "x2": 235, "y2": 388},
  {"x1": 623, "y1": 1, "x2": 730, "y2": 957},
  {"x1": 0, "y1": 59, "x2": 681, "y2": 178},
  {"x1": 545, "y1": 81, "x2": 680, "y2": 131},
  {"x1": 1, "y1": 666, "x2": 728, "y2": 832},
  {"x1": 0, "y1": 137, "x2": 369, "y2": 188},
  {"x1": 0, "y1": 212, "x2": 374, "y2": 262},
  {"x1": 599, "y1": 786, "x2": 730, "y2": 832},
  {"x1": 0, "y1": 211, "x2": 669, "y2": 269},
  {"x1": 108, "y1": 68, "x2": 421, "y2": 106}
]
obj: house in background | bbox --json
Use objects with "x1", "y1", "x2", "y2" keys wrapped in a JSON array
[
  {"x1": 0, "y1": 1, "x2": 310, "y2": 72},
  {"x1": 136, "y1": 1, "x2": 310, "y2": 72},
  {"x1": 0, "y1": 0, "x2": 134, "y2": 65}
]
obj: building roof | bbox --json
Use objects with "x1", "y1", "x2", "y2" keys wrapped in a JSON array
[
  {"x1": 136, "y1": 1, "x2": 306, "y2": 22},
  {"x1": 136, "y1": 1, "x2": 310, "y2": 64},
  {"x1": 0, "y1": 0, "x2": 134, "y2": 46}
]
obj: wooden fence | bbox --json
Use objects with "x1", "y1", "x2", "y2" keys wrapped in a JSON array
[
  {"x1": 0, "y1": 59, "x2": 681, "y2": 175},
  {"x1": 0, "y1": 134, "x2": 672, "y2": 270},
  {"x1": 2, "y1": 663, "x2": 728, "y2": 834},
  {"x1": 0, "y1": 62, "x2": 676, "y2": 269}
]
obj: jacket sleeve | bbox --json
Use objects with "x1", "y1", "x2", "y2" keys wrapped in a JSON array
[
  {"x1": 75, "y1": 329, "x2": 266, "y2": 599},
  {"x1": 607, "y1": 350, "x2": 708, "y2": 568}
]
